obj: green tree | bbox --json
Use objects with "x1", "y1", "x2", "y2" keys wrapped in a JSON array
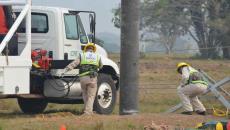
[
  {"x1": 112, "y1": 6, "x2": 121, "y2": 28},
  {"x1": 141, "y1": 0, "x2": 190, "y2": 54},
  {"x1": 112, "y1": 0, "x2": 190, "y2": 55},
  {"x1": 186, "y1": 0, "x2": 221, "y2": 58},
  {"x1": 113, "y1": 0, "x2": 230, "y2": 58},
  {"x1": 175, "y1": 0, "x2": 230, "y2": 58},
  {"x1": 210, "y1": 0, "x2": 230, "y2": 59}
]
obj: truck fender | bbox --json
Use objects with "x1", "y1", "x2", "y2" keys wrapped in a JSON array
[
  {"x1": 100, "y1": 56, "x2": 119, "y2": 75},
  {"x1": 99, "y1": 57, "x2": 120, "y2": 89}
]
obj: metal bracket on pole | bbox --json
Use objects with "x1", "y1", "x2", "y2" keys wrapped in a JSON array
[{"x1": 166, "y1": 71, "x2": 230, "y2": 113}]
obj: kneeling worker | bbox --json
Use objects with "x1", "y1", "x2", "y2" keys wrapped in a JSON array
[
  {"x1": 177, "y1": 62, "x2": 208, "y2": 115},
  {"x1": 63, "y1": 43, "x2": 102, "y2": 115}
]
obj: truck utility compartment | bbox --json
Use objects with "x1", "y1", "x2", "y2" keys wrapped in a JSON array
[{"x1": 0, "y1": 56, "x2": 31, "y2": 94}]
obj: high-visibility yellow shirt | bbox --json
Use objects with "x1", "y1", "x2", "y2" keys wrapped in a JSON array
[
  {"x1": 79, "y1": 51, "x2": 100, "y2": 77},
  {"x1": 80, "y1": 52, "x2": 100, "y2": 67},
  {"x1": 181, "y1": 66, "x2": 208, "y2": 86}
]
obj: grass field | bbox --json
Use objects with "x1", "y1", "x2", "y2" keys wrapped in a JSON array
[{"x1": 0, "y1": 54, "x2": 229, "y2": 130}]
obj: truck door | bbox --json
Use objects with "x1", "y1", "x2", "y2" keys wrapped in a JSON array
[{"x1": 63, "y1": 14, "x2": 83, "y2": 60}]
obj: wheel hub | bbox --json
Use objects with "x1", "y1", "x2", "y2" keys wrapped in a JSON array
[{"x1": 97, "y1": 83, "x2": 112, "y2": 108}]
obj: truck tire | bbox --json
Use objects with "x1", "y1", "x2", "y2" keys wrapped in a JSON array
[
  {"x1": 17, "y1": 98, "x2": 48, "y2": 114},
  {"x1": 93, "y1": 74, "x2": 117, "y2": 114}
]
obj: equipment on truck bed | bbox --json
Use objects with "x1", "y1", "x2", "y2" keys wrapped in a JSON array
[{"x1": 31, "y1": 49, "x2": 52, "y2": 70}]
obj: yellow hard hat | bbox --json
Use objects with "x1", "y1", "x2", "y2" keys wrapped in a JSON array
[
  {"x1": 177, "y1": 62, "x2": 190, "y2": 73},
  {"x1": 84, "y1": 42, "x2": 96, "y2": 52}
]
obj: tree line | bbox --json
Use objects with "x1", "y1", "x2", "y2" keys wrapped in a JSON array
[{"x1": 112, "y1": 0, "x2": 230, "y2": 59}]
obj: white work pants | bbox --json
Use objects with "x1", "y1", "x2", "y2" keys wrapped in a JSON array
[
  {"x1": 177, "y1": 83, "x2": 207, "y2": 112},
  {"x1": 80, "y1": 76, "x2": 97, "y2": 114}
]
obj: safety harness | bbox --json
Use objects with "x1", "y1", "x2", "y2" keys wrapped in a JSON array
[
  {"x1": 79, "y1": 52, "x2": 100, "y2": 77},
  {"x1": 188, "y1": 67, "x2": 208, "y2": 86}
]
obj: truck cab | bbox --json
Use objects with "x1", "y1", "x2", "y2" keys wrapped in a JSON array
[{"x1": 0, "y1": 6, "x2": 119, "y2": 114}]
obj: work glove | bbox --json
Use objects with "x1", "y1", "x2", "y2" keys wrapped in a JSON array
[{"x1": 60, "y1": 72, "x2": 65, "y2": 78}]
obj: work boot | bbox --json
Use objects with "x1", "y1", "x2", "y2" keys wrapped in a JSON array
[
  {"x1": 181, "y1": 111, "x2": 193, "y2": 115},
  {"x1": 196, "y1": 110, "x2": 206, "y2": 115},
  {"x1": 81, "y1": 111, "x2": 96, "y2": 116}
]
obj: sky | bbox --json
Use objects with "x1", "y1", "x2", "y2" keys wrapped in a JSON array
[{"x1": 32, "y1": 0, "x2": 120, "y2": 35}]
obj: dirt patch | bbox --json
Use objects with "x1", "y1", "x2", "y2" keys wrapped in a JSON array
[{"x1": 31, "y1": 112, "x2": 226, "y2": 129}]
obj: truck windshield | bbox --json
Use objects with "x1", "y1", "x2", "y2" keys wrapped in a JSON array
[{"x1": 64, "y1": 14, "x2": 79, "y2": 40}]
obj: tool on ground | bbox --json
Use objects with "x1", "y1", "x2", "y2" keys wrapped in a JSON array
[
  {"x1": 212, "y1": 107, "x2": 229, "y2": 117},
  {"x1": 195, "y1": 120, "x2": 228, "y2": 130}
]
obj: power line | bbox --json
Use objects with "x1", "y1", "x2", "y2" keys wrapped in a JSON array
[
  {"x1": 141, "y1": 45, "x2": 230, "y2": 53},
  {"x1": 173, "y1": 46, "x2": 230, "y2": 51}
]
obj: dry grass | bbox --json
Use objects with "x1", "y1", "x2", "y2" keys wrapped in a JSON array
[{"x1": 0, "y1": 54, "x2": 229, "y2": 129}]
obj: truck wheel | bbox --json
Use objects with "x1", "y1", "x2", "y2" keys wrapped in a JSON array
[
  {"x1": 94, "y1": 74, "x2": 117, "y2": 114},
  {"x1": 17, "y1": 98, "x2": 48, "y2": 114}
]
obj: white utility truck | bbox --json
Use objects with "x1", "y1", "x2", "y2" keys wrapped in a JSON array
[{"x1": 0, "y1": 0, "x2": 119, "y2": 114}]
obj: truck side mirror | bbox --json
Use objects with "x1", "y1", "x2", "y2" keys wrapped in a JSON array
[
  {"x1": 87, "y1": 33, "x2": 93, "y2": 42},
  {"x1": 89, "y1": 13, "x2": 95, "y2": 43},
  {"x1": 80, "y1": 34, "x2": 88, "y2": 44}
]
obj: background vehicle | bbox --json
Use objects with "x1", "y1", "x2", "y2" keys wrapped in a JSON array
[{"x1": 0, "y1": 3, "x2": 119, "y2": 115}]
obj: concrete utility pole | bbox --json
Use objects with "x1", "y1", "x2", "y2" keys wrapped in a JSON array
[{"x1": 120, "y1": 0, "x2": 140, "y2": 115}]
